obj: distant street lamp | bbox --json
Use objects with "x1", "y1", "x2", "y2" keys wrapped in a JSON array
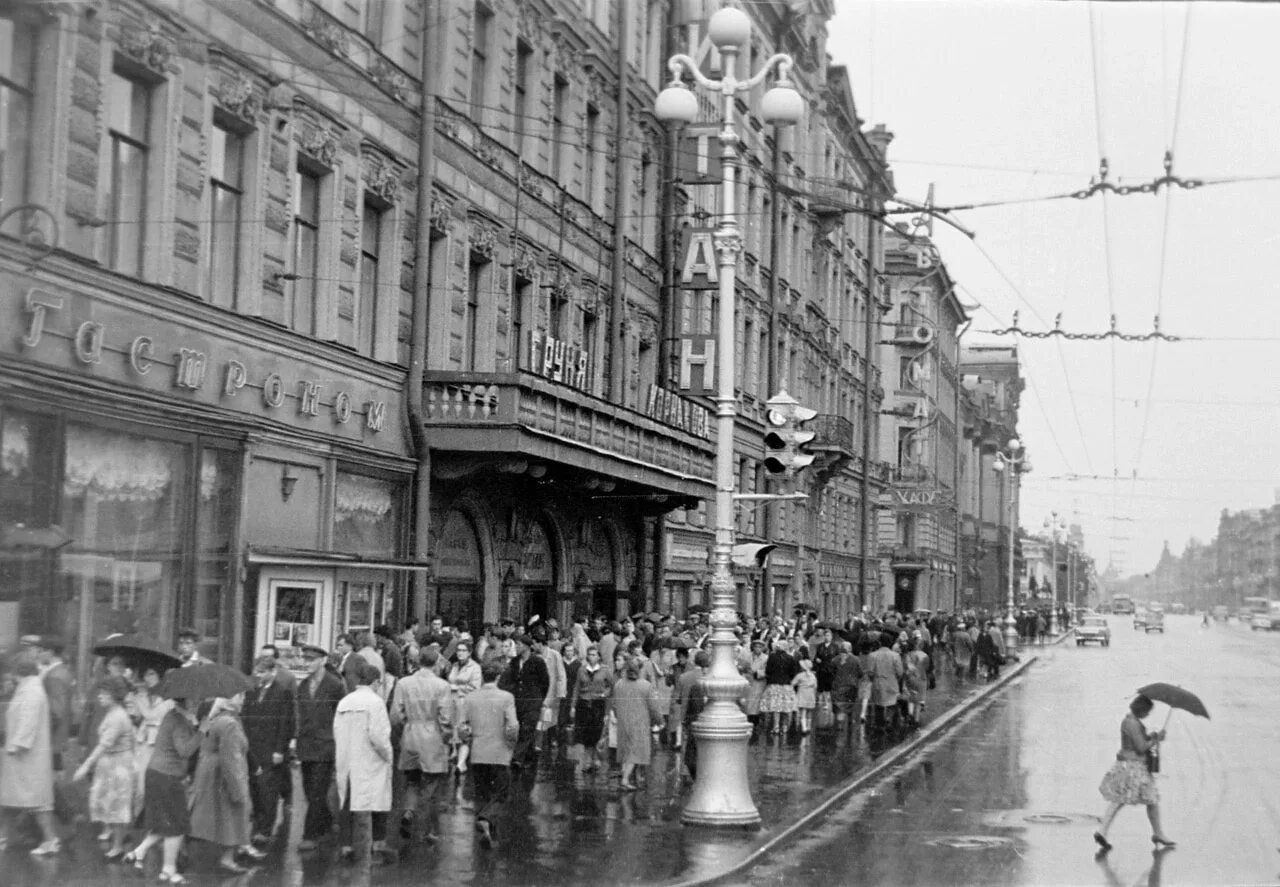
[
  {"x1": 992, "y1": 439, "x2": 1029, "y2": 651},
  {"x1": 655, "y1": 5, "x2": 803, "y2": 828},
  {"x1": 1043, "y1": 511, "x2": 1069, "y2": 636}
]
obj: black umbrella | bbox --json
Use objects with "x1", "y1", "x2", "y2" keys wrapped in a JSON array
[
  {"x1": 93, "y1": 634, "x2": 183, "y2": 671},
  {"x1": 1136, "y1": 682, "x2": 1210, "y2": 720},
  {"x1": 687, "y1": 604, "x2": 710, "y2": 615},
  {"x1": 159, "y1": 663, "x2": 254, "y2": 701}
]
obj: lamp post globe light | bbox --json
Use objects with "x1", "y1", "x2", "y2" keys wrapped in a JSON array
[
  {"x1": 655, "y1": 5, "x2": 802, "y2": 828},
  {"x1": 991, "y1": 439, "x2": 1028, "y2": 652},
  {"x1": 1043, "y1": 512, "x2": 1068, "y2": 636}
]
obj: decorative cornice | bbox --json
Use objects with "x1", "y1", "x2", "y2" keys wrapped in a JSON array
[
  {"x1": 212, "y1": 75, "x2": 261, "y2": 124},
  {"x1": 429, "y1": 190, "x2": 454, "y2": 235},
  {"x1": 469, "y1": 217, "x2": 498, "y2": 259},
  {"x1": 119, "y1": 23, "x2": 174, "y2": 75},
  {"x1": 303, "y1": 4, "x2": 350, "y2": 59},
  {"x1": 296, "y1": 119, "x2": 339, "y2": 167},
  {"x1": 362, "y1": 154, "x2": 401, "y2": 204},
  {"x1": 369, "y1": 57, "x2": 409, "y2": 102}
]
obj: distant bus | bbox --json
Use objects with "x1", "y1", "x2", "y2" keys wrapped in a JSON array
[
  {"x1": 1112, "y1": 594, "x2": 1135, "y2": 615},
  {"x1": 1244, "y1": 596, "x2": 1271, "y2": 615}
]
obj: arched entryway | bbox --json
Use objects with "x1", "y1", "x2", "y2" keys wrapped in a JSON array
[{"x1": 434, "y1": 509, "x2": 485, "y2": 630}]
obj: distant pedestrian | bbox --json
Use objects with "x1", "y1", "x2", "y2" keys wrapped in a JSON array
[
  {"x1": 608, "y1": 659, "x2": 663, "y2": 790},
  {"x1": 791, "y1": 656, "x2": 818, "y2": 735},
  {"x1": 125, "y1": 698, "x2": 202, "y2": 881},
  {"x1": 569, "y1": 646, "x2": 612, "y2": 774},
  {"x1": 831, "y1": 642, "x2": 861, "y2": 729},
  {"x1": 334, "y1": 659, "x2": 394, "y2": 864},
  {"x1": 127, "y1": 666, "x2": 173, "y2": 820},
  {"x1": 1094, "y1": 694, "x2": 1175, "y2": 853},
  {"x1": 499, "y1": 633, "x2": 549, "y2": 770},
  {"x1": 295, "y1": 644, "x2": 344, "y2": 852},
  {"x1": 391, "y1": 647, "x2": 452, "y2": 844},
  {"x1": 0, "y1": 652, "x2": 60, "y2": 856},
  {"x1": 74, "y1": 675, "x2": 136, "y2": 859},
  {"x1": 189, "y1": 693, "x2": 254, "y2": 875},
  {"x1": 902, "y1": 636, "x2": 930, "y2": 727},
  {"x1": 866, "y1": 634, "x2": 904, "y2": 734},
  {"x1": 677, "y1": 651, "x2": 711, "y2": 781},
  {"x1": 459, "y1": 661, "x2": 519, "y2": 847}
]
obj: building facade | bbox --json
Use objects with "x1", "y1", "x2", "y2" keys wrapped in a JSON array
[{"x1": 0, "y1": 0, "x2": 911, "y2": 677}]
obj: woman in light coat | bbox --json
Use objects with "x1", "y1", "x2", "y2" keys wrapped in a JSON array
[
  {"x1": 74, "y1": 675, "x2": 137, "y2": 859},
  {"x1": 0, "y1": 653, "x2": 59, "y2": 855},
  {"x1": 126, "y1": 666, "x2": 173, "y2": 818},
  {"x1": 189, "y1": 694, "x2": 254, "y2": 874},
  {"x1": 334, "y1": 659, "x2": 393, "y2": 862},
  {"x1": 445, "y1": 640, "x2": 482, "y2": 773},
  {"x1": 607, "y1": 660, "x2": 662, "y2": 791}
]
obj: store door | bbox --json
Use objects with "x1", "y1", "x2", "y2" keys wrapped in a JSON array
[
  {"x1": 256, "y1": 574, "x2": 334, "y2": 678},
  {"x1": 893, "y1": 572, "x2": 918, "y2": 615}
]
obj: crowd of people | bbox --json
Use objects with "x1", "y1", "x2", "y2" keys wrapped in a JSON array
[{"x1": 0, "y1": 604, "x2": 1060, "y2": 877}]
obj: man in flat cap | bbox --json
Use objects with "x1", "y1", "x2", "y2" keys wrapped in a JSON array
[
  {"x1": 499, "y1": 633, "x2": 548, "y2": 771},
  {"x1": 294, "y1": 645, "x2": 344, "y2": 850}
]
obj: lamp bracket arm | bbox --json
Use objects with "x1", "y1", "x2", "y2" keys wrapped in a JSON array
[
  {"x1": 740, "y1": 54, "x2": 796, "y2": 91},
  {"x1": 667, "y1": 55, "x2": 720, "y2": 92}
]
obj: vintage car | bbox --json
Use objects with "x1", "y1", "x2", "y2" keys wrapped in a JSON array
[
  {"x1": 1076, "y1": 615, "x2": 1111, "y2": 647},
  {"x1": 1144, "y1": 609, "x2": 1165, "y2": 633},
  {"x1": 1133, "y1": 609, "x2": 1148, "y2": 630}
]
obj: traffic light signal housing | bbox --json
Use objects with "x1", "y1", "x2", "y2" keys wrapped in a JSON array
[{"x1": 763, "y1": 390, "x2": 817, "y2": 477}]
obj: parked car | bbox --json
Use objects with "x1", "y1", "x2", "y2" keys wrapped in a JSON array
[
  {"x1": 1076, "y1": 615, "x2": 1111, "y2": 647},
  {"x1": 1250, "y1": 612, "x2": 1276, "y2": 631},
  {"x1": 1145, "y1": 609, "x2": 1165, "y2": 633},
  {"x1": 1133, "y1": 609, "x2": 1148, "y2": 630}
]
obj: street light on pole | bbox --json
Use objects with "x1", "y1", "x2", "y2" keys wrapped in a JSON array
[
  {"x1": 991, "y1": 439, "x2": 1028, "y2": 652},
  {"x1": 655, "y1": 5, "x2": 803, "y2": 828},
  {"x1": 1043, "y1": 512, "x2": 1068, "y2": 636}
]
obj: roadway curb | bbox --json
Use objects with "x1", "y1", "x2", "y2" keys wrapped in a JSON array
[{"x1": 666, "y1": 653, "x2": 1040, "y2": 887}]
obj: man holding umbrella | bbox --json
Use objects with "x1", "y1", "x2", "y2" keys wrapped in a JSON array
[{"x1": 294, "y1": 645, "x2": 344, "y2": 851}]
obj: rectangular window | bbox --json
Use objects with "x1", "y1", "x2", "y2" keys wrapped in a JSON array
[
  {"x1": 551, "y1": 74, "x2": 568, "y2": 179},
  {"x1": 0, "y1": 13, "x2": 36, "y2": 210},
  {"x1": 106, "y1": 69, "x2": 151, "y2": 276},
  {"x1": 583, "y1": 103, "x2": 599, "y2": 208},
  {"x1": 582, "y1": 307, "x2": 597, "y2": 389},
  {"x1": 291, "y1": 165, "x2": 322, "y2": 335},
  {"x1": 464, "y1": 253, "x2": 486, "y2": 370},
  {"x1": 512, "y1": 277, "x2": 532, "y2": 370},
  {"x1": 514, "y1": 40, "x2": 532, "y2": 157},
  {"x1": 470, "y1": 3, "x2": 492, "y2": 116},
  {"x1": 207, "y1": 120, "x2": 244, "y2": 307},
  {"x1": 360, "y1": 201, "x2": 383, "y2": 354}
]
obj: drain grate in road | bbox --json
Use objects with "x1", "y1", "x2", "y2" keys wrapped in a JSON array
[
  {"x1": 925, "y1": 835, "x2": 1016, "y2": 850},
  {"x1": 982, "y1": 810, "x2": 1101, "y2": 827}
]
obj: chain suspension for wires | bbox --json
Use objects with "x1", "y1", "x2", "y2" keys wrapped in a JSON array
[
  {"x1": 1070, "y1": 152, "x2": 1202, "y2": 200},
  {"x1": 985, "y1": 311, "x2": 1181, "y2": 342}
]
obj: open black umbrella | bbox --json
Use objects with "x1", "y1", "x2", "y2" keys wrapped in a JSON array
[
  {"x1": 687, "y1": 604, "x2": 710, "y2": 615},
  {"x1": 93, "y1": 634, "x2": 183, "y2": 672},
  {"x1": 159, "y1": 663, "x2": 254, "y2": 701},
  {"x1": 1136, "y1": 682, "x2": 1210, "y2": 720}
]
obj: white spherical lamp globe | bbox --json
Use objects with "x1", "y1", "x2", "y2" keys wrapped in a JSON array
[
  {"x1": 707, "y1": 6, "x2": 750, "y2": 50},
  {"x1": 1008, "y1": 437, "x2": 1022, "y2": 451},
  {"x1": 761, "y1": 84, "x2": 804, "y2": 125},
  {"x1": 655, "y1": 84, "x2": 698, "y2": 124}
]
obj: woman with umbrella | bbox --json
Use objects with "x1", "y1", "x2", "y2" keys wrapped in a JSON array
[
  {"x1": 1094, "y1": 693, "x2": 1176, "y2": 852},
  {"x1": 126, "y1": 666, "x2": 173, "y2": 820},
  {"x1": 189, "y1": 692, "x2": 255, "y2": 874},
  {"x1": 123, "y1": 695, "x2": 201, "y2": 882},
  {"x1": 73, "y1": 675, "x2": 137, "y2": 860}
]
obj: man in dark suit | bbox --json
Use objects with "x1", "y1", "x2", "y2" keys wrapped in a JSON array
[
  {"x1": 295, "y1": 644, "x2": 345, "y2": 851},
  {"x1": 498, "y1": 633, "x2": 549, "y2": 770},
  {"x1": 459, "y1": 660, "x2": 518, "y2": 847},
  {"x1": 334, "y1": 632, "x2": 363, "y2": 692},
  {"x1": 243, "y1": 655, "x2": 296, "y2": 845}
]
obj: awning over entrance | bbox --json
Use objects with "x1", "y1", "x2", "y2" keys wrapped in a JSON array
[{"x1": 246, "y1": 547, "x2": 431, "y2": 571}]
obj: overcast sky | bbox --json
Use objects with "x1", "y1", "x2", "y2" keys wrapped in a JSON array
[{"x1": 828, "y1": 1, "x2": 1280, "y2": 576}]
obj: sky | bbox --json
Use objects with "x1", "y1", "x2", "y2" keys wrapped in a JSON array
[{"x1": 827, "y1": 0, "x2": 1280, "y2": 577}]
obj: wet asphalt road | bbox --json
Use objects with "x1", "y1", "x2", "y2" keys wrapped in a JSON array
[{"x1": 738, "y1": 615, "x2": 1280, "y2": 887}]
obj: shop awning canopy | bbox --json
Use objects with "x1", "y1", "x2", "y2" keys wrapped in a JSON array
[{"x1": 246, "y1": 547, "x2": 432, "y2": 571}]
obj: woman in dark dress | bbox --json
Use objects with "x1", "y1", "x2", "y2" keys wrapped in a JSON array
[
  {"x1": 124, "y1": 698, "x2": 201, "y2": 882},
  {"x1": 570, "y1": 646, "x2": 612, "y2": 774}
]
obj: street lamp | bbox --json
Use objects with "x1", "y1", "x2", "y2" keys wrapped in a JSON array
[
  {"x1": 991, "y1": 439, "x2": 1028, "y2": 652},
  {"x1": 655, "y1": 5, "x2": 802, "y2": 828},
  {"x1": 1043, "y1": 512, "x2": 1068, "y2": 636}
]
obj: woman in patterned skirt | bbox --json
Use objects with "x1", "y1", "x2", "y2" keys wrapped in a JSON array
[
  {"x1": 1094, "y1": 694, "x2": 1175, "y2": 852},
  {"x1": 759, "y1": 639, "x2": 799, "y2": 737},
  {"x1": 74, "y1": 675, "x2": 136, "y2": 859}
]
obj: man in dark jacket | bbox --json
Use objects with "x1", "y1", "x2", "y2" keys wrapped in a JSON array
[
  {"x1": 295, "y1": 644, "x2": 345, "y2": 850},
  {"x1": 243, "y1": 655, "x2": 296, "y2": 845},
  {"x1": 498, "y1": 633, "x2": 549, "y2": 770}
]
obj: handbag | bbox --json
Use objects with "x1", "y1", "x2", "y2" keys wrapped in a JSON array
[
  {"x1": 1145, "y1": 743, "x2": 1160, "y2": 774},
  {"x1": 815, "y1": 692, "x2": 834, "y2": 729}
]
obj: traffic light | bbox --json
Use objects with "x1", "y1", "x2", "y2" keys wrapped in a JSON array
[
  {"x1": 732, "y1": 543, "x2": 777, "y2": 570},
  {"x1": 763, "y1": 390, "x2": 817, "y2": 476}
]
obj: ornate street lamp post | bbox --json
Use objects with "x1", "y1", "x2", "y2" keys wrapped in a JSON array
[
  {"x1": 991, "y1": 439, "x2": 1028, "y2": 652},
  {"x1": 655, "y1": 5, "x2": 803, "y2": 828},
  {"x1": 1043, "y1": 511, "x2": 1068, "y2": 636}
]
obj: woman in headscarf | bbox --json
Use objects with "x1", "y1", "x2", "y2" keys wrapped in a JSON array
[
  {"x1": 741, "y1": 639, "x2": 768, "y2": 735},
  {"x1": 1094, "y1": 694, "x2": 1175, "y2": 852},
  {"x1": 569, "y1": 645, "x2": 612, "y2": 774},
  {"x1": 189, "y1": 693, "x2": 254, "y2": 875},
  {"x1": 901, "y1": 635, "x2": 930, "y2": 728},
  {"x1": 0, "y1": 652, "x2": 59, "y2": 856},
  {"x1": 126, "y1": 665, "x2": 173, "y2": 821},
  {"x1": 74, "y1": 674, "x2": 137, "y2": 859},
  {"x1": 124, "y1": 697, "x2": 201, "y2": 881},
  {"x1": 607, "y1": 658, "x2": 662, "y2": 790}
]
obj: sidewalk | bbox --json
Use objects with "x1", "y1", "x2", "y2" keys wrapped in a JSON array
[{"x1": 7, "y1": 636, "x2": 1067, "y2": 887}]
